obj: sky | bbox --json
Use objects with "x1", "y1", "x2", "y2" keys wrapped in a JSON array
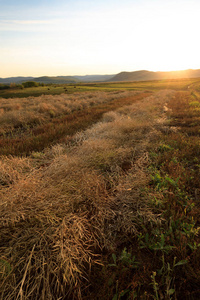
[{"x1": 1, "y1": 0, "x2": 200, "y2": 77}]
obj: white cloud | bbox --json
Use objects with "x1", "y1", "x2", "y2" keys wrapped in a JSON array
[{"x1": 2, "y1": 19, "x2": 53, "y2": 25}]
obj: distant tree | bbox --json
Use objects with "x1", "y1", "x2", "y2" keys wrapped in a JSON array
[
  {"x1": 17, "y1": 84, "x2": 24, "y2": 89},
  {"x1": 22, "y1": 81, "x2": 39, "y2": 88},
  {"x1": 10, "y1": 82, "x2": 16, "y2": 88},
  {"x1": 0, "y1": 84, "x2": 10, "y2": 90}
]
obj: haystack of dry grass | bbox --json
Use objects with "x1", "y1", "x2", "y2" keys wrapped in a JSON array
[{"x1": 0, "y1": 90, "x2": 174, "y2": 299}]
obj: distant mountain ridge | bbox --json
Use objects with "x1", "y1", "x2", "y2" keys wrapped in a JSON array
[
  {"x1": 0, "y1": 74, "x2": 114, "y2": 84},
  {"x1": 33, "y1": 76, "x2": 79, "y2": 84},
  {"x1": 109, "y1": 69, "x2": 200, "y2": 82},
  {"x1": 74, "y1": 74, "x2": 114, "y2": 82},
  {"x1": 0, "y1": 76, "x2": 78, "y2": 84},
  {"x1": 1, "y1": 69, "x2": 200, "y2": 84},
  {"x1": 0, "y1": 77, "x2": 34, "y2": 84}
]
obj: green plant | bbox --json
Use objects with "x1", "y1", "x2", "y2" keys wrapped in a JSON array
[
  {"x1": 150, "y1": 272, "x2": 159, "y2": 300},
  {"x1": 150, "y1": 255, "x2": 188, "y2": 299},
  {"x1": 0, "y1": 259, "x2": 12, "y2": 278},
  {"x1": 187, "y1": 241, "x2": 200, "y2": 251},
  {"x1": 158, "y1": 144, "x2": 173, "y2": 152},
  {"x1": 138, "y1": 232, "x2": 175, "y2": 253},
  {"x1": 109, "y1": 248, "x2": 140, "y2": 270},
  {"x1": 109, "y1": 249, "x2": 140, "y2": 300},
  {"x1": 112, "y1": 285, "x2": 130, "y2": 300},
  {"x1": 120, "y1": 248, "x2": 140, "y2": 269},
  {"x1": 150, "y1": 171, "x2": 180, "y2": 192},
  {"x1": 181, "y1": 220, "x2": 200, "y2": 238},
  {"x1": 189, "y1": 101, "x2": 200, "y2": 107}
]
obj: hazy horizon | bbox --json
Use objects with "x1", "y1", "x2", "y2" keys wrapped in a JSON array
[
  {"x1": 1, "y1": 68, "x2": 200, "y2": 79},
  {"x1": 1, "y1": 0, "x2": 200, "y2": 78}
]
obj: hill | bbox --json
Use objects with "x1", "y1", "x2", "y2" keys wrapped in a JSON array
[
  {"x1": 33, "y1": 76, "x2": 79, "y2": 84},
  {"x1": 0, "y1": 75, "x2": 114, "y2": 84},
  {"x1": 74, "y1": 74, "x2": 115, "y2": 82},
  {"x1": 0, "y1": 76, "x2": 78, "y2": 84},
  {"x1": 0, "y1": 76, "x2": 34, "y2": 84},
  {"x1": 109, "y1": 69, "x2": 200, "y2": 82},
  {"x1": 2, "y1": 69, "x2": 200, "y2": 85}
]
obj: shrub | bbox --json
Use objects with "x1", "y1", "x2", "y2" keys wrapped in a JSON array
[
  {"x1": 22, "y1": 81, "x2": 39, "y2": 88},
  {"x1": 0, "y1": 84, "x2": 10, "y2": 90}
]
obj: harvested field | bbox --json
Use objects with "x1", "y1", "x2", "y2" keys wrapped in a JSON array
[
  {"x1": 0, "y1": 91, "x2": 151, "y2": 156},
  {"x1": 0, "y1": 88, "x2": 200, "y2": 299}
]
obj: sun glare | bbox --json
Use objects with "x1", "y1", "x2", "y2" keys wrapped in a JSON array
[{"x1": 0, "y1": 0, "x2": 200, "y2": 77}]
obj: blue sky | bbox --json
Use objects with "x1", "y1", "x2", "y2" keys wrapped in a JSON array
[{"x1": 1, "y1": 0, "x2": 200, "y2": 77}]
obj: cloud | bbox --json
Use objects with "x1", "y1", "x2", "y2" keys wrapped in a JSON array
[
  {"x1": 1, "y1": 19, "x2": 53, "y2": 25},
  {"x1": 0, "y1": 19, "x2": 58, "y2": 33}
]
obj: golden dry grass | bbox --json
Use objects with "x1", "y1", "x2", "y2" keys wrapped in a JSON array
[
  {"x1": 0, "y1": 90, "x2": 177, "y2": 299},
  {"x1": 0, "y1": 90, "x2": 152, "y2": 156},
  {"x1": 0, "y1": 91, "x2": 139, "y2": 133}
]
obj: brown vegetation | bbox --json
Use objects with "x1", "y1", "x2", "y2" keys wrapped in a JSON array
[
  {"x1": 0, "y1": 91, "x2": 151, "y2": 156},
  {"x1": 0, "y1": 87, "x2": 200, "y2": 299}
]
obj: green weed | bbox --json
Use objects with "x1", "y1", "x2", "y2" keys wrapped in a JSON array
[{"x1": 151, "y1": 255, "x2": 187, "y2": 300}]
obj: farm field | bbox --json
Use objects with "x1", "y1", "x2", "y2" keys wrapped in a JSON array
[
  {"x1": 0, "y1": 81, "x2": 200, "y2": 299},
  {"x1": 1, "y1": 77, "x2": 200, "y2": 99}
]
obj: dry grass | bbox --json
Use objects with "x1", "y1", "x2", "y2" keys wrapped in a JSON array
[
  {"x1": 0, "y1": 90, "x2": 152, "y2": 156},
  {"x1": 0, "y1": 91, "x2": 139, "y2": 133},
  {"x1": 0, "y1": 89, "x2": 184, "y2": 299}
]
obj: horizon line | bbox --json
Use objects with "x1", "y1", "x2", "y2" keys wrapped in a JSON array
[{"x1": 0, "y1": 68, "x2": 199, "y2": 79}]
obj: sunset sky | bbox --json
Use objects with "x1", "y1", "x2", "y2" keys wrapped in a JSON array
[{"x1": 1, "y1": 0, "x2": 200, "y2": 77}]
